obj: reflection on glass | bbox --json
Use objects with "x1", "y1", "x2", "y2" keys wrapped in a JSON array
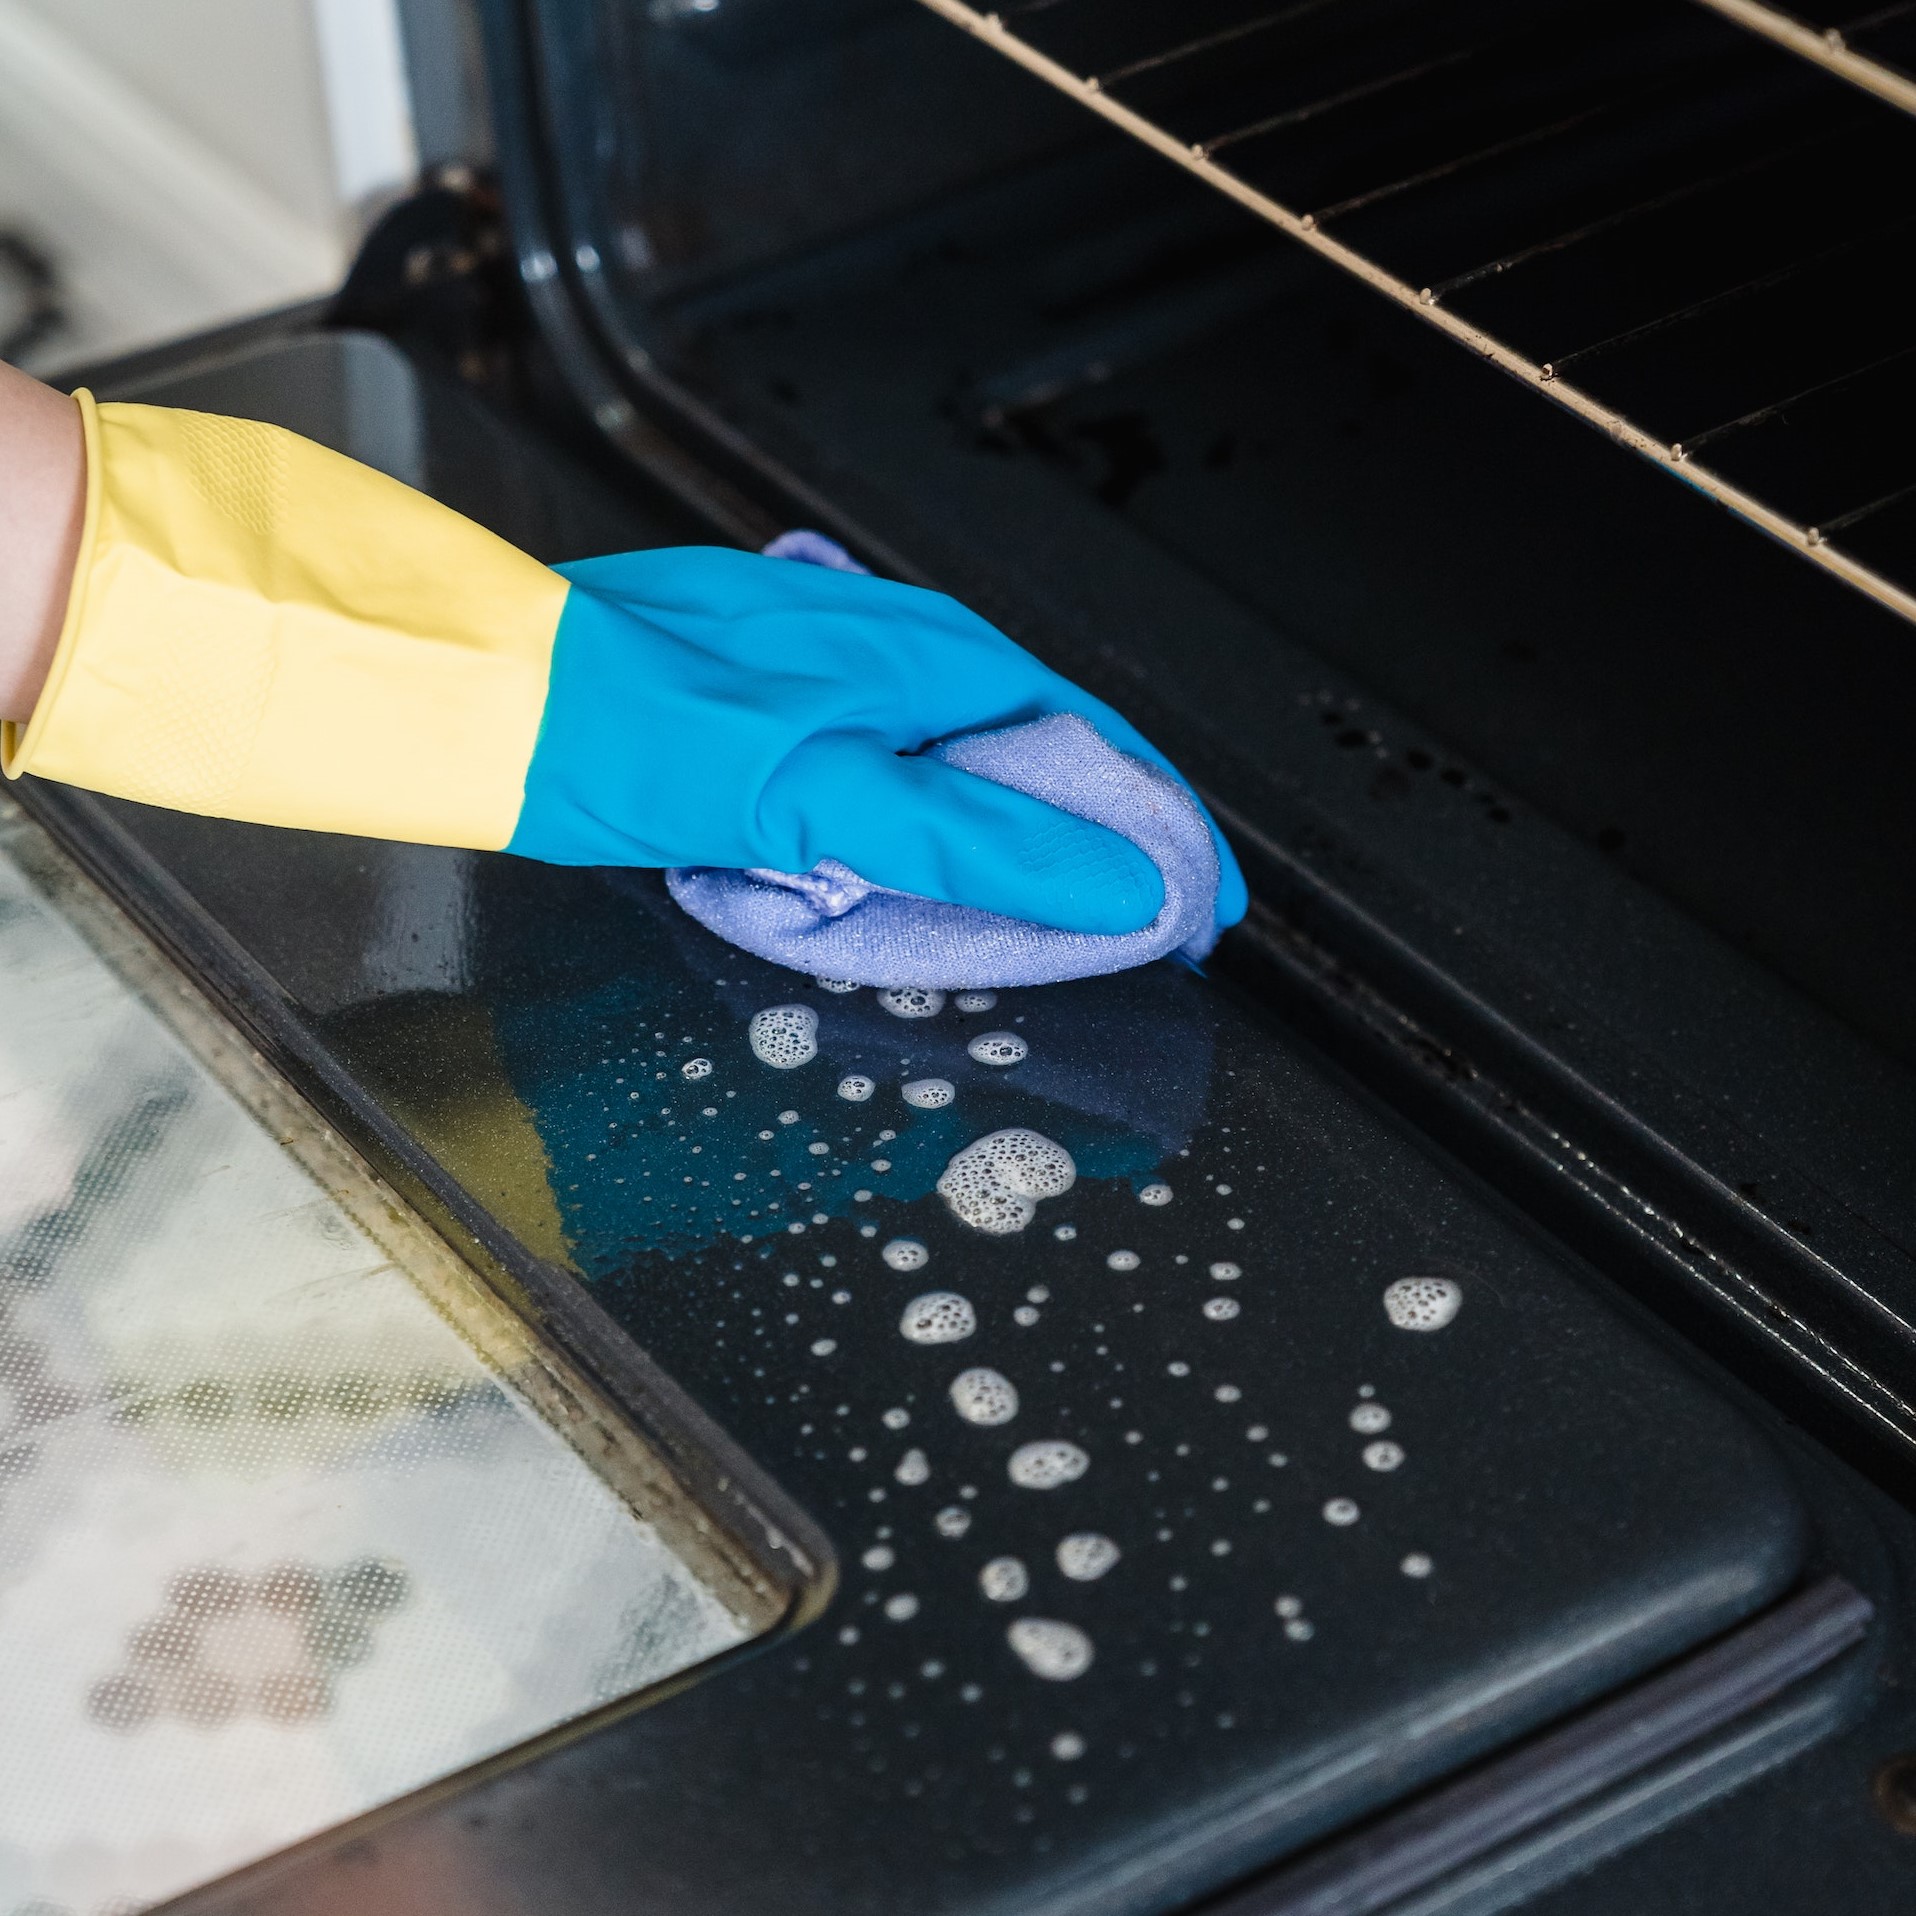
[{"x1": 0, "y1": 809, "x2": 752, "y2": 1916}]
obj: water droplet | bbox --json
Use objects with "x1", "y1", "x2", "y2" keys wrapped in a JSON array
[
  {"x1": 884, "y1": 1592, "x2": 920, "y2": 1621},
  {"x1": 935, "y1": 1505, "x2": 971, "y2": 1538},
  {"x1": 980, "y1": 1557, "x2": 1028, "y2": 1602},
  {"x1": 1363, "y1": 1441, "x2": 1405, "y2": 1471},
  {"x1": 750, "y1": 1004, "x2": 819, "y2": 1069},
  {"x1": 1008, "y1": 1440, "x2": 1089, "y2": 1490},
  {"x1": 681, "y1": 1056, "x2": 713, "y2": 1080},
  {"x1": 883, "y1": 1238, "x2": 930, "y2": 1272},
  {"x1": 967, "y1": 1031, "x2": 1028, "y2": 1066},
  {"x1": 811, "y1": 1338, "x2": 838, "y2": 1357},
  {"x1": 816, "y1": 977, "x2": 860, "y2": 993},
  {"x1": 895, "y1": 1447, "x2": 931, "y2": 1485},
  {"x1": 954, "y1": 990, "x2": 997, "y2": 1013},
  {"x1": 879, "y1": 986, "x2": 945, "y2": 1019},
  {"x1": 1350, "y1": 1404, "x2": 1392, "y2": 1433},
  {"x1": 939, "y1": 1129, "x2": 1076, "y2": 1234},
  {"x1": 1055, "y1": 1533, "x2": 1120, "y2": 1581},
  {"x1": 1209, "y1": 1261, "x2": 1241, "y2": 1281},
  {"x1": 1203, "y1": 1297, "x2": 1240, "y2": 1321},
  {"x1": 949, "y1": 1367, "x2": 1019, "y2": 1426},
  {"x1": 899, "y1": 1292, "x2": 976, "y2": 1345},
  {"x1": 1384, "y1": 1276, "x2": 1463, "y2": 1330},
  {"x1": 1323, "y1": 1497, "x2": 1360, "y2": 1526},
  {"x1": 862, "y1": 1545, "x2": 895, "y2": 1571},
  {"x1": 1401, "y1": 1552, "x2": 1434, "y2": 1578},
  {"x1": 1007, "y1": 1618, "x2": 1094, "y2": 1681},
  {"x1": 902, "y1": 1077, "x2": 955, "y2": 1109},
  {"x1": 838, "y1": 1074, "x2": 876, "y2": 1101},
  {"x1": 1138, "y1": 1182, "x2": 1173, "y2": 1206}
]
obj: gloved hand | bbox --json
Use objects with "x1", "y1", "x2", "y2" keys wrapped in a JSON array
[{"x1": 4, "y1": 397, "x2": 1246, "y2": 938}]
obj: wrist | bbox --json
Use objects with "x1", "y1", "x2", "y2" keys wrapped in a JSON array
[{"x1": 0, "y1": 362, "x2": 85, "y2": 726}]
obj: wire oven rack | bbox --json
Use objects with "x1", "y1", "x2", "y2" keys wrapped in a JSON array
[{"x1": 913, "y1": 0, "x2": 1916, "y2": 622}]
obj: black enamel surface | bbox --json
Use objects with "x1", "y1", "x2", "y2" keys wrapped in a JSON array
[{"x1": 28, "y1": 334, "x2": 1854, "y2": 1914}]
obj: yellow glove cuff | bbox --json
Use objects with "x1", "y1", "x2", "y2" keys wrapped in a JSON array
[{"x1": 2, "y1": 393, "x2": 570, "y2": 850}]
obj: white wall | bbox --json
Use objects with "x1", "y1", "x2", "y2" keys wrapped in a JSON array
[{"x1": 0, "y1": 0, "x2": 417, "y2": 372}]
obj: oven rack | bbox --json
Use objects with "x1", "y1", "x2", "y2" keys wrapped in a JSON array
[{"x1": 913, "y1": 0, "x2": 1916, "y2": 624}]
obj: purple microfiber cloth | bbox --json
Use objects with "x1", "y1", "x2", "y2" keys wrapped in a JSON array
[{"x1": 665, "y1": 711, "x2": 1221, "y2": 989}]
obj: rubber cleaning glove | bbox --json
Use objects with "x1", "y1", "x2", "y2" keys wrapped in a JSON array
[{"x1": 3, "y1": 396, "x2": 1247, "y2": 938}]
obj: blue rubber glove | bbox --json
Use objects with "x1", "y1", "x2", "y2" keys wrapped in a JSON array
[{"x1": 505, "y1": 547, "x2": 1248, "y2": 939}]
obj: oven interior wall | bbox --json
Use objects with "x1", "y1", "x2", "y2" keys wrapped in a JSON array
[{"x1": 556, "y1": 0, "x2": 1916, "y2": 1070}]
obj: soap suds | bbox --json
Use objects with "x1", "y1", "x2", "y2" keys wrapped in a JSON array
[
  {"x1": 1384, "y1": 1276, "x2": 1463, "y2": 1331},
  {"x1": 899, "y1": 1292, "x2": 976, "y2": 1345},
  {"x1": 837, "y1": 1074, "x2": 875, "y2": 1101},
  {"x1": 1008, "y1": 1440, "x2": 1089, "y2": 1490},
  {"x1": 1007, "y1": 1618, "x2": 1093, "y2": 1681},
  {"x1": 966, "y1": 1031, "x2": 1028, "y2": 1067},
  {"x1": 1138, "y1": 1182, "x2": 1173, "y2": 1206},
  {"x1": 954, "y1": 991, "x2": 997, "y2": 1013},
  {"x1": 979, "y1": 1557, "x2": 1028, "y2": 1602},
  {"x1": 902, "y1": 1078, "x2": 955, "y2": 1110},
  {"x1": 879, "y1": 987, "x2": 945, "y2": 1019},
  {"x1": 938, "y1": 1128, "x2": 1076, "y2": 1235},
  {"x1": 882, "y1": 1238, "x2": 930, "y2": 1272},
  {"x1": 949, "y1": 1367, "x2": 1019, "y2": 1426},
  {"x1": 1055, "y1": 1533, "x2": 1120, "y2": 1581},
  {"x1": 681, "y1": 1057, "x2": 713, "y2": 1080},
  {"x1": 749, "y1": 1005, "x2": 818, "y2": 1069}
]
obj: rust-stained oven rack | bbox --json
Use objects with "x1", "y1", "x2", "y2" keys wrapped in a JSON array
[{"x1": 913, "y1": 0, "x2": 1916, "y2": 624}]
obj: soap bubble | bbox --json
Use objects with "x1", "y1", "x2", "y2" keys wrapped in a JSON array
[
  {"x1": 954, "y1": 990, "x2": 997, "y2": 1013},
  {"x1": 1203, "y1": 1296, "x2": 1240, "y2": 1321},
  {"x1": 879, "y1": 987, "x2": 945, "y2": 1019},
  {"x1": 749, "y1": 1004, "x2": 818, "y2": 1069},
  {"x1": 1008, "y1": 1440, "x2": 1089, "y2": 1490},
  {"x1": 1055, "y1": 1533, "x2": 1121, "y2": 1581},
  {"x1": 899, "y1": 1292, "x2": 976, "y2": 1345},
  {"x1": 1383, "y1": 1276, "x2": 1463, "y2": 1331},
  {"x1": 1007, "y1": 1618, "x2": 1094, "y2": 1681},
  {"x1": 966, "y1": 1031, "x2": 1028, "y2": 1067},
  {"x1": 1322, "y1": 1497, "x2": 1360, "y2": 1526},
  {"x1": 837, "y1": 1074, "x2": 876, "y2": 1102},
  {"x1": 902, "y1": 1078, "x2": 955, "y2": 1109},
  {"x1": 894, "y1": 1447, "x2": 931, "y2": 1484},
  {"x1": 979, "y1": 1557, "x2": 1028, "y2": 1602},
  {"x1": 1209, "y1": 1261, "x2": 1241, "y2": 1281},
  {"x1": 883, "y1": 1238, "x2": 930, "y2": 1272},
  {"x1": 815, "y1": 977, "x2": 860, "y2": 993},
  {"x1": 949, "y1": 1367, "x2": 1019, "y2": 1426},
  {"x1": 1363, "y1": 1441, "x2": 1405, "y2": 1472},
  {"x1": 681, "y1": 1057, "x2": 713, "y2": 1080},
  {"x1": 1350, "y1": 1404, "x2": 1391, "y2": 1433},
  {"x1": 1138, "y1": 1182, "x2": 1173, "y2": 1205},
  {"x1": 938, "y1": 1129, "x2": 1076, "y2": 1234}
]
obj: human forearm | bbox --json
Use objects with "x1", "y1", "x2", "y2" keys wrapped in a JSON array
[{"x1": 0, "y1": 359, "x2": 85, "y2": 726}]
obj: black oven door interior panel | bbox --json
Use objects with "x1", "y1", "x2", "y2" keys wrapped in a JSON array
[{"x1": 10, "y1": 324, "x2": 1909, "y2": 1916}]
